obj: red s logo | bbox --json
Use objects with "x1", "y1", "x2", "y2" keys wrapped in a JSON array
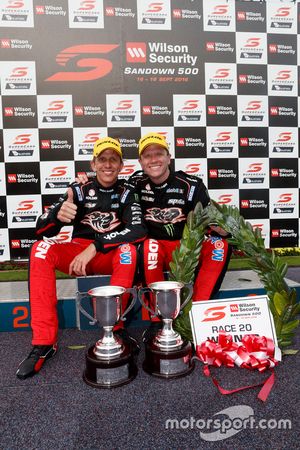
[
  {"x1": 11, "y1": 67, "x2": 28, "y2": 77},
  {"x1": 213, "y1": 5, "x2": 228, "y2": 15},
  {"x1": 17, "y1": 200, "x2": 34, "y2": 211},
  {"x1": 278, "y1": 193, "x2": 292, "y2": 203},
  {"x1": 277, "y1": 132, "x2": 291, "y2": 142},
  {"x1": 116, "y1": 100, "x2": 133, "y2": 110},
  {"x1": 46, "y1": 44, "x2": 119, "y2": 82},
  {"x1": 246, "y1": 101, "x2": 261, "y2": 111},
  {"x1": 248, "y1": 163, "x2": 262, "y2": 173},
  {"x1": 50, "y1": 167, "x2": 67, "y2": 177},
  {"x1": 218, "y1": 194, "x2": 232, "y2": 204},
  {"x1": 245, "y1": 38, "x2": 260, "y2": 48},
  {"x1": 78, "y1": 0, "x2": 95, "y2": 10},
  {"x1": 83, "y1": 133, "x2": 101, "y2": 143},
  {"x1": 147, "y1": 3, "x2": 163, "y2": 13},
  {"x1": 14, "y1": 134, "x2": 31, "y2": 145},
  {"x1": 48, "y1": 100, "x2": 64, "y2": 111},
  {"x1": 202, "y1": 306, "x2": 226, "y2": 322},
  {"x1": 276, "y1": 70, "x2": 291, "y2": 80},
  {"x1": 214, "y1": 69, "x2": 229, "y2": 78},
  {"x1": 182, "y1": 100, "x2": 199, "y2": 110},
  {"x1": 216, "y1": 132, "x2": 231, "y2": 142}
]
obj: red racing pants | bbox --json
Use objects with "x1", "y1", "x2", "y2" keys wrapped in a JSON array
[
  {"x1": 29, "y1": 238, "x2": 137, "y2": 345},
  {"x1": 142, "y1": 236, "x2": 231, "y2": 303}
]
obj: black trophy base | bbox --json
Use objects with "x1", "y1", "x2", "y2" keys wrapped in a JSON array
[
  {"x1": 83, "y1": 343, "x2": 138, "y2": 389},
  {"x1": 143, "y1": 340, "x2": 195, "y2": 379}
]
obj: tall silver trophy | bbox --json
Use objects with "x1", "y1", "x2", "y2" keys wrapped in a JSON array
[
  {"x1": 139, "y1": 281, "x2": 195, "y2": 378},
  {"x1": 79, "y1": 286, "x2": 138, "y2": 388}
]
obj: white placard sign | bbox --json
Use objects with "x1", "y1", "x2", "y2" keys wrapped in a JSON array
[{"x1": 190, "y1": 295, "x2": 279, "y2": 357}]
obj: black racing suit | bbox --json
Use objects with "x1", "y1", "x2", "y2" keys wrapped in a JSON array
[
  {"x1": 125, "y1": 170, "x2": 231, "y2": 302},
  {"x1": 30, "y1": 178, "x2": 147, "y2": 344}
]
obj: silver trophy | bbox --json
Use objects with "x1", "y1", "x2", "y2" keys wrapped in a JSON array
[
  {"x1": 79, "y1": 285, "x2": 138, "y2": 388},
  {"x1": 139, "y1": 281, "x2": 192, "y2": 349},
  {"x1": 139, "y1": 281, "x2": 195, "y2": 378}
]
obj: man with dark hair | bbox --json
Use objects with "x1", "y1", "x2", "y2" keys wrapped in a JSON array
[
  {"x1": 128, "y1": 132, "x2": 231, "y2": 310},
  {"x1": 16, "y1": 137, "x2": 147, "y2": 379}
]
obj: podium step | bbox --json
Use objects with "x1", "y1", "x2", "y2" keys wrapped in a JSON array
[{"x1": 0, "y1": 271, "x2": 299, "y2": 332}]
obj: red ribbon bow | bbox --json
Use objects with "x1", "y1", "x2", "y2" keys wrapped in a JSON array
[{"x1": 195, "y1": 332, "x2": 280, "y2": 402}]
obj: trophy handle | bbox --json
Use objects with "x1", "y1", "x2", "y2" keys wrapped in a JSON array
[
  {"x1": 138, "y1": 287, "x2": 157, "y2": 317},
  {"x1": 180, "y1": 283, "x2": 193, "y2": 310},
  {"x1": 76, "y1": 291, "x2": 97, "y2": 325},
  {"x1": 120, "y1": 287, "x2": 137, "y2": 321}
]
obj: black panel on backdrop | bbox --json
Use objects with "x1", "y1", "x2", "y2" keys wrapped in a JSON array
[
  {"x1": 236, "y1": 1, "x2": 266, "y2": 33},
  {"x1": 203, "y1": 32, "x2": 236, "y2": 63},
  {"x1": 268, "y1": 97, "x2": 297, "y2": 127},
  {"x1": 237, "y1": 65, "x2": 268, "y2": 95},
  {"x1": 174, "y1": 128, "x2": 206, "y2": 159},
  {"x1": 5, "y1": 162, "x2": 40, "y2": 195},
  {"x1": 0, "y1": 197, "x2": 7, "y2": 228},
  {"x1": 41, "y1": 194, "x2": 65, "y2": 213},
  {"x1": 206, "y1": 96, "x2": 237, "y2": 126},
  {"x1": 107, "y1": 127, "x2": 140, "y2": 160},
  {"x1": 72, "y1": 96, "x2": 107, "y2": 128},
  {"x1": 140, "y1": 94, "x2": 173, "y2": 126},
  {"x1": 0, "y1": 131, "x2": 3, "y2": 162},
  {"x1": 39, "y1": 129, "x2": 74, "y2": 161},
  {"x1": 239, "y1": 189, "x2": 269, "y2": 220},
  {"x1": 9, "y1": 228, "x2": 37, "y2": 259},
  {"x1": 238, "y1": 127, "x2": 268, "y2": 158},
  {"x1": 207, "y1": 159, "x2": 239, "y2": 189},
  {"x1": 267, "y1": 34, "x2": 297, "y2": 65},
  {"x1": 270, "y1": 219, "x2": 299, "y2": 248},
  {"x1": 270, "y1": 159, "x2": 298, "y2": 188},
  {"x1": 2, "y1": 96, "x2": 38, "y2": 129}
]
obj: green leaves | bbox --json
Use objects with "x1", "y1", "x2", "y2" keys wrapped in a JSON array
[{"x1": 171, "y1": 201, "x2": 300, "y2": 352}]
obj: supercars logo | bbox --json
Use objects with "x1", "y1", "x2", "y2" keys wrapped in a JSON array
[
  {"x1": 202, "y1": 306, "x2": 226, "y2": 322},
  {"x1": 17, "y1": 200, "x2": 34, "y2": 211},
  {"x1": 10, "y1": 67, "x2": 28, "y2": 77},
  {"x1": 14, "y1": 134, "x2": 31, "y2": 145},
  {"x1": 246, "y1": 101, "x2": 261, "y2": 111},
  {"x1": 147, "y1": 3, "x2": 163, "y2": 13},
  {"x1": 213, "y1": 68, "x2": 230, "y2": 78},
  {"x1": 213, "y1": 5, "x2": 228, "y2": 15},
  {"x1": 49, "y1": 166, "x2": 68, "y2": 177},
  {"x1": 218, "y1": 194, "x2": 232, "y2": 204},
  {"x1": 5, "y1": 1, "x2": 24, "y2": 7},
  {"x1": 46, "y1": 44, "x2": 119, "y2": 82},
  {"x1": 185, "y1": 164, "x2": 201, "y2": 174},
  {"x1": 215, "y1": 132, "x2": 231, "y2": 142},
  {"x1": 83, "y1": 133, "x2": 101, "y2": 143},
  {"x1": 247, "y1": 163, "x2": 262, "y2": 173},
  {"x1": 48, "y1": 100, "x2": 64, "y2": 111},
  {"x1": 275, "y1": 7, "x2": 290, "y2": 17},
  {"x1": 120, "y1": 165, "x2": 135, "y2": 176},
  {"x1": 277, "y1": 132, "x2": 291, "y2": 142},
  {"x1": 244, "y1": 38, "x2": 260, "y2": 48},
  {"x1": 182, "y1": 100, "x2": 199, "y2": 110},
  {"x1": 79, "y1": 0, "x2": 96, "y2": 10},
  {"x1": 276, "y1": 70, "x2": 291, "y2": 80},
  {"x1": 115, "y1": 100, "x2": 133, "y2": 110},
  {"x1": 278, "y1": 193, "x2": 292, "y2": 203}
]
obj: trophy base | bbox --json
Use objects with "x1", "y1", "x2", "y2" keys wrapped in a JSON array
[
  {"x1": 143, "y1": 340, "x2": 195, "y2": 379},
  {"x1": 83, "y1": 343, "x2": 138, "y2": 389}
]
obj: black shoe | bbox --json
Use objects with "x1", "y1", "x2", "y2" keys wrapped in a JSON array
[
  {"x1": 114, "y1": 329, "x2": 140, "y2": 355},
  {"x1": 142, "y1": 322, "x2": 163, "y2": 343},
  {"x1": 16, "y1": 344, "x2": 57, "y2": 380}
]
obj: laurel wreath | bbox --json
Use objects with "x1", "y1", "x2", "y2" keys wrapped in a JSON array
[{"x1": 170, "y1": 201, "x2": 300, "y2": 354}]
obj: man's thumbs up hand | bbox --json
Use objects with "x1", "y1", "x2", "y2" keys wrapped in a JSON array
[{"x1": 57, "y1": 187, "x2": 77, "y2": 223}]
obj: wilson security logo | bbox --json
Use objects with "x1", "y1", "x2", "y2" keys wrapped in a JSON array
[
  {"x1": 137, "y1": 0, "x2": 171, "y2": 30},
  {"x1": 239, "y1": 135, "x2": 267, "y2": 150},
  {"x1": 0, "y1": 61, "x2": 36, "y2": 95},
  {"x1": 172, "y1": 8, "x2": 201, "y2": 21},
  {"x1": 238, "y1": 73, "x2": 266, "y2": 87},
  {"x1": 142, "y1": 105, "x2": 171, "y2": 117},
  {"x1": 236, "y1": 9, "x2": 265, "y2": 24},
  {"x1": 0, "y1": 37, "x2": 32, "y2": 49},
  {"x1": 124, "y1": 41, "x2": 199, "y2": 77},
  {"x1": 105, "y1": 6, "x2": 135, "y2": 18},
  {"x1": 0, "y1": 0, "x2": 34, "y2": 27},
  {"x1": 37, "y1": 95, "x2": 73, "y2": 128},
  {"x1": 35, "y1": 4, "x2": 66, "y2": 16},
  {"x1": 106, "y1": 94, "x2": 140, "y2": 127},
  {"x1": 236, "y1": 33, "x2": 267, "y2": 64},
  {"x1": 68, "y1": 0, "x2": 104, "y2": 28},
  {"x1": 173, "y1": 95, "x2": 205, "y2": 127}
]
